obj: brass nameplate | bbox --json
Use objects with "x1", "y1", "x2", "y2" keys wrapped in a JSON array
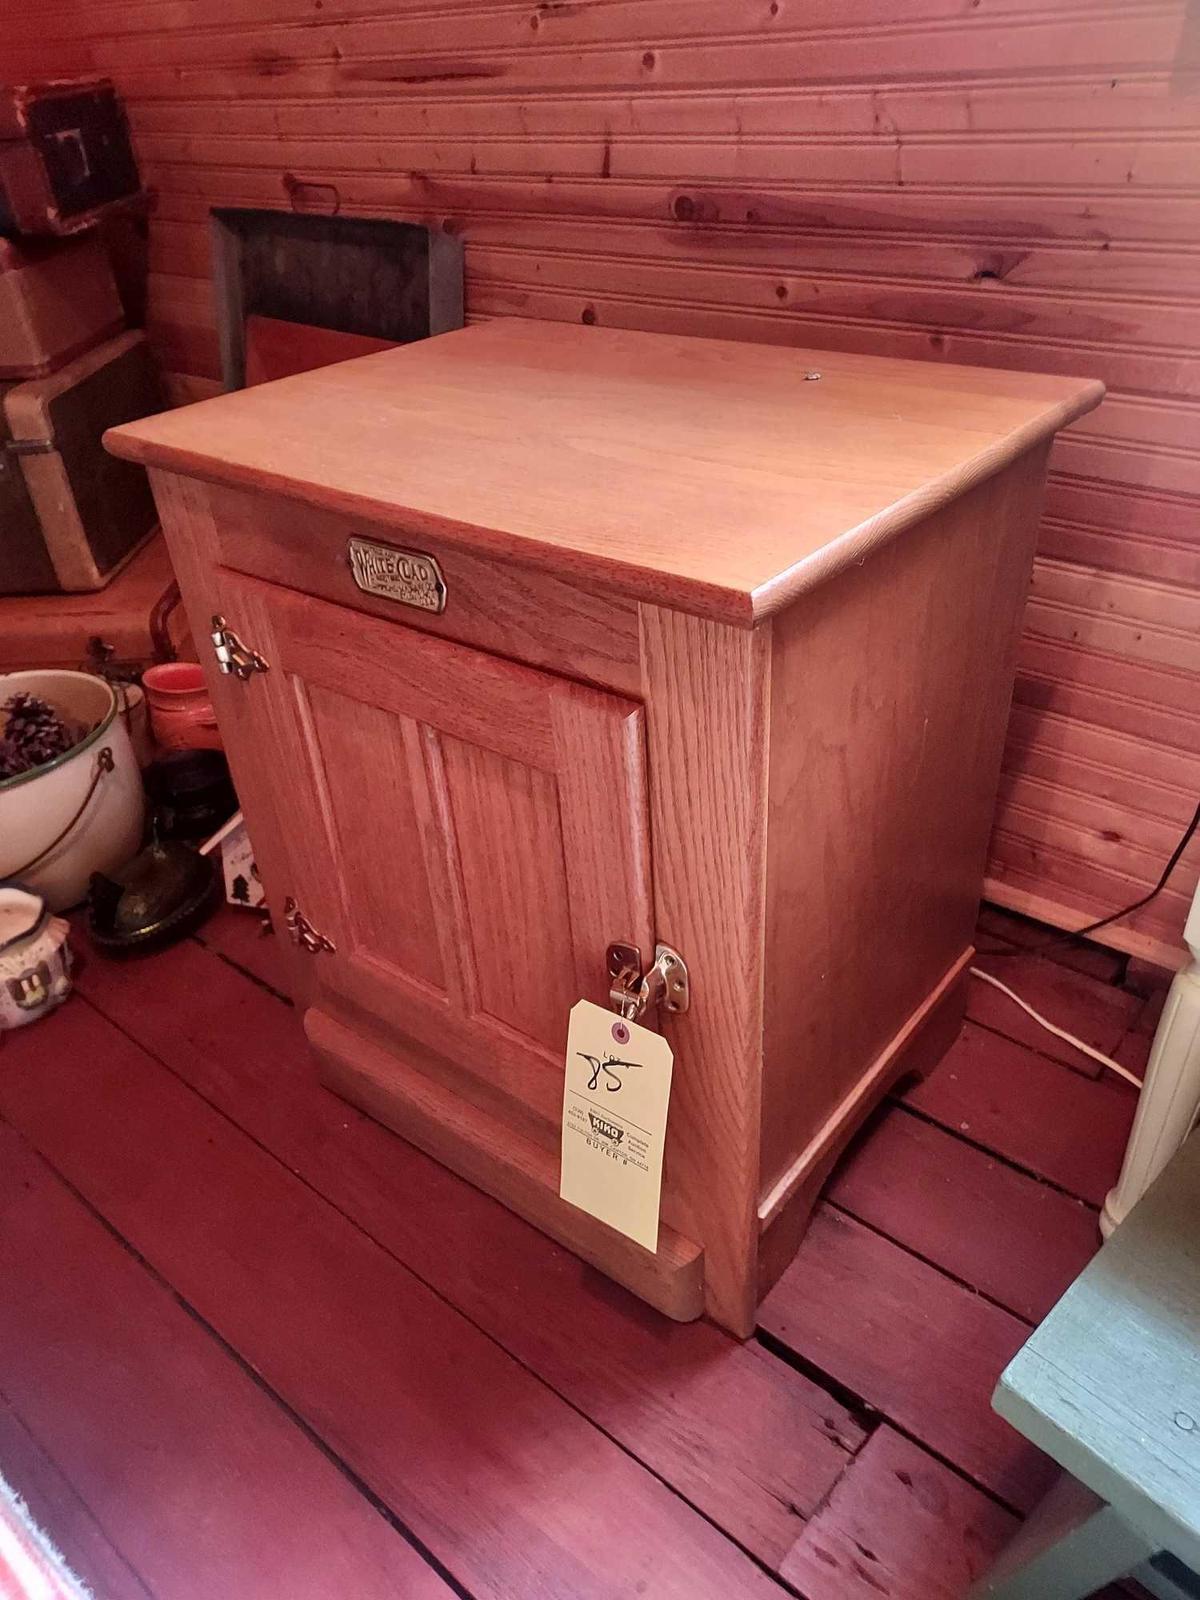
[{"x1": 346, "y1": 538, "x2": 447, "y2": 614}]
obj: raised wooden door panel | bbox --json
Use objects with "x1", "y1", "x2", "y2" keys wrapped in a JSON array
[{"x1": 210, "y1": 569, "x2": 654, "y2": 1143}]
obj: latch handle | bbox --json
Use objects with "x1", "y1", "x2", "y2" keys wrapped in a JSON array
[
  {"x1": 211, "y1": 614, "x2": 270, "y2": 680},
  {"x1": 607, "y1": 941, "x2": 690, "y2": 1022},
  {"x1": 283, "y1": 897, "x2": 335, "y2": 955}
]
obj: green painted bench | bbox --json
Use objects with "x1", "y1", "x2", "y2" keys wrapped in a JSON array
[{"x1": 970, "y1": 1130, "x2": 1200, "y2": 1600}]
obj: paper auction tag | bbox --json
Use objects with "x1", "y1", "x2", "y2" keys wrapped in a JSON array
[{"x1": 559, "y1": 999, "x2": 674, "y2": 1251}]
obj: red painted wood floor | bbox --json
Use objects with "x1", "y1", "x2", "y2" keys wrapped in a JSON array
[{"x1": 0, "y1": 902, "x2": 1158, "y2": 1599}]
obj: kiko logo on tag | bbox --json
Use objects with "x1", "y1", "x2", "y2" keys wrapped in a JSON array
[{"x1": 588, "y1": 1112, "x2": 624, "y2": 1145}]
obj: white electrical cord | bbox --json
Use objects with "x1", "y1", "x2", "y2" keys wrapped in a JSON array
[{"x1": 969, "y1": 966, "x2": 1143, "y2": 1089}]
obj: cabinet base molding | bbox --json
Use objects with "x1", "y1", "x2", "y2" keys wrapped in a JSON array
[
  {"x1": 306, "y1": 1005, "x2": 707, "y2": 1323},
  {"x1": 757, "y1": 949, "x2": 971, "y2": 1297}
]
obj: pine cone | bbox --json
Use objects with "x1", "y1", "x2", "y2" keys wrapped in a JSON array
[
  {"x1": 2, "y1": 693, "x2": 75, "y2": 772},
  {"x1": 0, "y1": 735, "x2": 33, "y2": 782}
]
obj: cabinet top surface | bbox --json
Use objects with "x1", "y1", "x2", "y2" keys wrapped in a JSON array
[{"x1": 107, "y1": 319, "x2": 1102, "y2": 625}]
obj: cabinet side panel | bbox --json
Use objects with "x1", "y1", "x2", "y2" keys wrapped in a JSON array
[
  {"x1": 640, "y1": 606, "x2": 771, "y2": 1337},
  {"x1": 761, "y1": 446, "x2": 1050, "y2": 1210},
  {"x1": 147, "y1": 469, "x2": 309, "y2": 1003}
]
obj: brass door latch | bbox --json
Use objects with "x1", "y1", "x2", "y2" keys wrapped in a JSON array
[
  {"x1": 283, "y1": 897, "x2": 335, "y2": 955},
  {"x1": 607, "y1": 941, "x2": 690, "y2": 1022},
  {"x1": 211, "y1": 615, "x2": 269, "y2": 680}
]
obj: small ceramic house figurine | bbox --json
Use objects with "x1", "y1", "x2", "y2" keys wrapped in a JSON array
[{"x1": 0, "y1": 882, "x2": 72, "y2": 1029}]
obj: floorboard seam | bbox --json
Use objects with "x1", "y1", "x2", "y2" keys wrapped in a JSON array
[
  {"x1": 768, "y1": 1398, "x2": 879, "y2": 1538},
  {"x1": 189, "y1": 932, "x2": 295, "y2": 1007},
  {"x1": 753, "y1": 1330, "x2": 882, "y2": 1436},
  {"x1": 822, "y1": 1199, "x2": 1037, "y2": 1327},
  {"x1": 754, "y1": 1327, "x2": 1030, "y2": 1521},
  {"x1": 67, "y1": 994, "x2": 806, "y2": 1593},
  {"x1": 0, "y1": 1109, "x2": 480, "y2": 1600},
  {"x1": 962, "y1": 1013, "x2": 1110, "y2": 1081},
  {"x1": 890, "y1": 1095, "x2": 1112, "y2": 1212}
]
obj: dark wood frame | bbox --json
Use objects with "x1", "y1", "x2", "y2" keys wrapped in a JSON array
[{"x1": 210, "y1": 207, "x2": 463, "y2": 391}]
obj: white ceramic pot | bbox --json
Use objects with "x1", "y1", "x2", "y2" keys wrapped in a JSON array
[
  {"x1": 0, "y1": 670, "x2": 145, "y2": 910},
  {"x1": 0, "y1": 883, "x2": 72, "y2": 1029}
]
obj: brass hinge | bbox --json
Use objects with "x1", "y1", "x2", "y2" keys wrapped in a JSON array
[
  {"x1": 607, "y1": 941, "x2": 690, "y2": 1022},
  {"x1": 210, "y1": 614, "x2": 269, "y2": 680},
  {"x1": 283, "y1": 897, "x2": 335, "y2": 955}
]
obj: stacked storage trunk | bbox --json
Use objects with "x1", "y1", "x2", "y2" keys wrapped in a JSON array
[{"x1": 0, "y1": 78, "x2": 161, "y2": 597}]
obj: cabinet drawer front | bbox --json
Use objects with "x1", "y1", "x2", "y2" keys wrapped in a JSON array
[
  {"x1": 212, "y1": 569, "x2": 654, "y2": 1141},
  {"x1": 206, "y1": 481, "x2": 641, "y2": 696}
]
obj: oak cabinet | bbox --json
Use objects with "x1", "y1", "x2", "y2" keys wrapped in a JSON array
[{"x1": 107, "y1": 319, "x2": 1102, "y2": 1335}]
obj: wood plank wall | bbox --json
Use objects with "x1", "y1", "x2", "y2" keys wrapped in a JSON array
[{"x1": 4, "y1": 0, "x2": 1197, "y2": 966}]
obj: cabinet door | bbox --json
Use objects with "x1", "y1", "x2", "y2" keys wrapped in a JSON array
[{"x1": 212, "y1": 569, "x2": 655, "y2": 1139}]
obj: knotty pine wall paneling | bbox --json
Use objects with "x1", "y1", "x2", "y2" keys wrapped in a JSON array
[{"x1": 4, "y1": 0, "x2": 1196, "y2": 965}]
